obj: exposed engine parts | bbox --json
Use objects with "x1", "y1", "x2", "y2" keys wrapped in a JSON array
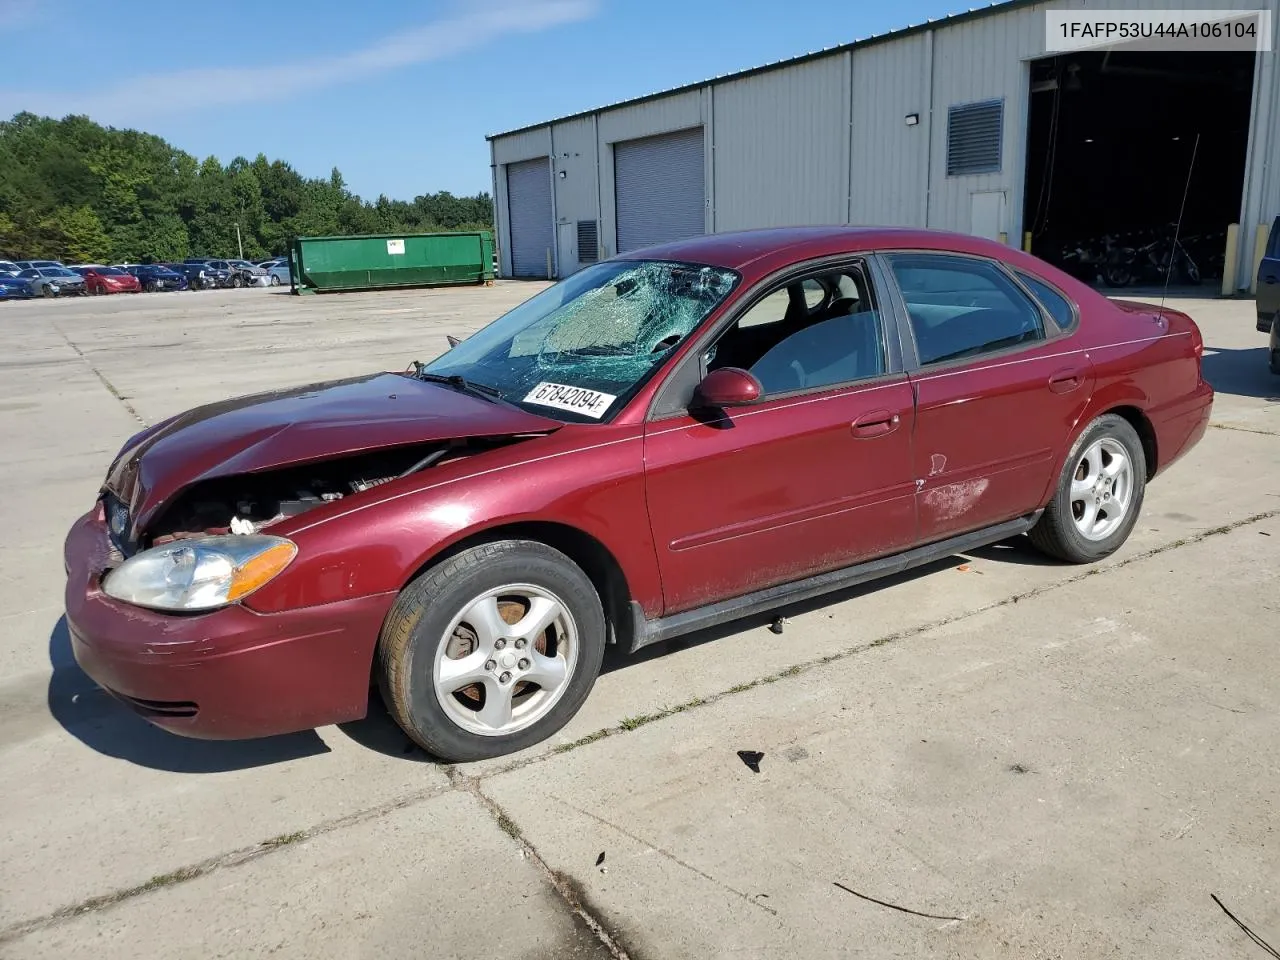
[{"x1": 143, "y1": 438, "x2": 501, "y2": 547}]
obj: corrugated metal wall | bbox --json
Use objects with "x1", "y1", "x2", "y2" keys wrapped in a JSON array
[
  {"x1": 712, "y1": 57, "x2": 850, "y2": 231},
  {"x1": 850, "y1": 34, "x2": 929, "y2": 227},
  {"x1": 490, "y1": 0, "x2": 1279, "y2": 288}
]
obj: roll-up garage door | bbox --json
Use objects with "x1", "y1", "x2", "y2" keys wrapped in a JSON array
[
  {"x1": 614, "y1": 127, "x2": 705, "y2": 254},
  {"x1": 506, "y1": 158, "x2": 554, "y2": 278}
]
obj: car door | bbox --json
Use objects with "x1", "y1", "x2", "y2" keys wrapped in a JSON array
[
  {"x1": 643, "y1": 259, "x2": 918, "y2": 615},
  {"x1": 880, "y1": 251, "x2": 1094, "y2": 545},
  {"x1": 1257, "y1": 216, "x2": 1280, "y2": 328}
]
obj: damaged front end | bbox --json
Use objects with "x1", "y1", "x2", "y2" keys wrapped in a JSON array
[{"x1": 106, "y1": 435, "x2": 532, "y2": 558}]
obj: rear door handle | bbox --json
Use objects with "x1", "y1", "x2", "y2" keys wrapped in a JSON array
[
  {"x1": 851, "y1": 409, "x2": 900, "y2": 438},
  {"x1": 1048, "y1": 368, "x2": 1085, "y2": 394}
]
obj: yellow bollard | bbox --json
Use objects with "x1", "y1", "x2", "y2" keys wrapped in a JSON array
[
  {"x1": 1221, "y1": 223, "x2": 1239, "y2": 297},
  {"x1": 1023, "y1": 231, "x2": 1032, "y2": 253}
]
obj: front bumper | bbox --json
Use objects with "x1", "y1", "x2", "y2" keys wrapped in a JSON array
[{"x1": 63, "y1": 509, "x2": 396, "y2": 740}]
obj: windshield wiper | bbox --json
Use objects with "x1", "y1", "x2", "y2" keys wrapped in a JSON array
[{"x1": 415, "y1": 371, "x2": 505, "y2": 403}]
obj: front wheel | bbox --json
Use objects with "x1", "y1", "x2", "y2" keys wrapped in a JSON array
[
  {"x1": 270, "y1": 275, "x2": 281, "y2": 286},
  {"x1": 231, "y1": 275, "x2": 244, "y2": 288},
  {"x1": 377, "y1": 540, "x2": 606, "y2": 762},
  {"x1": 1029, "y1": 414, "x2": 1146, "y2": 563}
]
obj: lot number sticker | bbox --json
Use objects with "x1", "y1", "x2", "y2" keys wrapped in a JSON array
[
  {"x1": 523, "y1": 382, "x2": 616, "y2": 419},
  {"x1": 387, "y1": 239, "x2": 405, "y2": 255}
]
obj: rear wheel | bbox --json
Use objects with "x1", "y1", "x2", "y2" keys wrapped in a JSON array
[
  {"x1": 1029, "y1": 414, "x2": 1146, "y2": 564},
  {"x1": 377, "y1": 540, "x2": 606, "y2": 762}
]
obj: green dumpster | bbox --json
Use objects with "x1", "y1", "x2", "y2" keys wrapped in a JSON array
[{"x1": 289, "y1": 231, "x2": 495, "y2": 294}]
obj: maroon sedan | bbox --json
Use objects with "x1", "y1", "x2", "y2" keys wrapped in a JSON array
[
  {"x1": 64, "y1": 227, "x2": 1212, "y2": 761},
  {"x1": 74, "y1": 266, "x2": 142, "y2": 295}
]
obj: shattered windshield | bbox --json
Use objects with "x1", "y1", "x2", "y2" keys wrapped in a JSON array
[{"x1": 421, "y1": 260, "x2": 739, "y2": 423}]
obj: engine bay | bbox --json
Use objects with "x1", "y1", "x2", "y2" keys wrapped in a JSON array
[{"x1": 143, "y1": 438, "x2": 492, "y2": 547}]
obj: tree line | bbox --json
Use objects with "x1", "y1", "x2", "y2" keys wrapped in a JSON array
[{"x1": 0, "y1": 112, "x2": 494, "y2": 263}]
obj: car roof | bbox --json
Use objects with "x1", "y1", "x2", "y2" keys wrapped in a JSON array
[{"x1": 614, "y1": 226, "x2": 1037, "y2": 273}]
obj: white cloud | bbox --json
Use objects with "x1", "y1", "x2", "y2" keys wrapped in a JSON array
[{"x1": 0, "y1": 0, "x2": 596, "y2": 124}]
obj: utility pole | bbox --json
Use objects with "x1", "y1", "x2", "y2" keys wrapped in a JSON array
[{"x1": 234, "y1": 223, "x2": 243, "y2": 260}]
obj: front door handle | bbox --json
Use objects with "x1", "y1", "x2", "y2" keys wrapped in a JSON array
[
  {"x1": 851, "y1": 409, "x2": 900, "y2": 438},
  {"x1": 1048, "y1": 368, "x2": 1085, "y2": 394}
]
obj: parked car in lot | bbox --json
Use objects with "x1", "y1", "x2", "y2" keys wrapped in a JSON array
[
  {"x1": 14, "y1": 259, "x2": 65, "y2": 270},
  {"x1": 73, "y1": 265, "x2": 142, "y2": 295},
  {"x1": 163, "y1": 262, "x2": 216, "y2": 290},
  {"x1": 266, "y1": 260, "x2": 292, "y2": 286},
  {"x1": 126, "y1": 264, "x2": 188, "y2": 292},
  {"x1": 0, "y1": 260, "x2": 21, "y2": 276},
  {"x1": 185, "y1": 258, "x2": 259, "y2": 287},
  {"x1": 1255, "y1": 215, "x2": 1280, "y2": 374},
  {"x1": 18, "y1": 266, "x2": 86, "y2": 297},
  {"x1": 62, "y1": 226, "x2": 1213, "y2": 762},
  {"x1": 0, "y1": 274, "x2": 35, "y2": 300}
]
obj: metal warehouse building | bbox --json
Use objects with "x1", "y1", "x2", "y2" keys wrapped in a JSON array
[{"x1": 488, "y1": 0, "x2": 1279, "y2": 293}]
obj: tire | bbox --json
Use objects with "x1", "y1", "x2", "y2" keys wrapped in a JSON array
[
  {"x1": 270, "y1": 275, "x2": 281, "y2": 286},
  {"x1": 232, "y1": 275, "x2": 244, "y2": 288},
  {"x1": 1102, "y1": 263, "x2": 1131, "y2": 288},
  {"x1": 377, "y1": 540, "x2": 606, "y2": 762},
  {"x1": 1270, "y1": 350, "x2": 1280, "y2": 376},
  {"x1": 145, "y1": 280, "x2": 158, "y2": 293},
  {"x1": 41, "y1": 284, "x2": 55, "y2": 298},
  {"x1": 1029, "y1": 414, "x2": 1147, "y2": 564}
]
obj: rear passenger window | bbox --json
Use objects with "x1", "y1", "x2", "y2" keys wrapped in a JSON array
[
  {"x1": 1016, "y1": 271, "x2": 1075, "y2": 331},
  {"x1": 886, "y1": 254, "x2": 1046, "y2": 366}
]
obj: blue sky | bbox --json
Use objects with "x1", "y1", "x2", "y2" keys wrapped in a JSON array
[{"x1": 0, "y1": 0, "x2": 984, "y2": 202}]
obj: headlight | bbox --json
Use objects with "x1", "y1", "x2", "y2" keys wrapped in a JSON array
[{"x1": 102, "y1": 535, "x2": 297, "y2": 612}]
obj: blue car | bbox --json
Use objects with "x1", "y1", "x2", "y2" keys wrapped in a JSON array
[
  {"x1": 127, "y1": 264, "x2": 189, "y2": 292},
  {"x1": 0, "y1": 274, "x2": 34, "y2": 300}
]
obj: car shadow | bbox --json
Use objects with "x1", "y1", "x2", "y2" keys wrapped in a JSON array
[
  {"x1": 965, "y1": 536, "x2": 1062, "y2": 567},
  {"x1": 1200, "y1": 346, "x2": 1280, "y2": 400},
  {"x1": 47, "y1": 616, "x2": 331, "y2": 773},
  {"x1": 602, "y1": 550, "x2": 999, "y2": 674},
  {"x1": 337, "y1": 697, "x2": 443, "y2": 764}
]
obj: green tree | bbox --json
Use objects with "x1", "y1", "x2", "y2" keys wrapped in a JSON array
[
  {"x1": 58, "y1": 205, "x2": 112, "y2": 262},
  {"x1": 0, "y1": 112, "x2": 493, "y2": 262}
]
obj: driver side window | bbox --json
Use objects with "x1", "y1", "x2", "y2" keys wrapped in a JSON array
[{"x1": 706, "y1": 265, "x2": 886, "y2": 396}]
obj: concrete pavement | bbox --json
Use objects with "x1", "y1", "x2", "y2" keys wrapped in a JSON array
[{"x1": 0, "y1": 285, "x2": 1276, "y2": 958}]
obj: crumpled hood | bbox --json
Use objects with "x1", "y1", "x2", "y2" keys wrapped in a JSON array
[{"x1": 105, "y1": 372, "x2": 562, "y2": 534}]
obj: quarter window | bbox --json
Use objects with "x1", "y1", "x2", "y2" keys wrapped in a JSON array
[
  {"x1": 887, "y1": 254, "x2": 1046, "y2": 366},
  {"x1": 1015, "y1": 271, "x2": 1075, "y2": 331}
]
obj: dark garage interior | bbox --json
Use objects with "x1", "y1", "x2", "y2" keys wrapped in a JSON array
[{"x1": 1023, "y1": 49, "x2": 1255, "y2": 288}]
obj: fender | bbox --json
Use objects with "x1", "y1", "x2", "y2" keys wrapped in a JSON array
[{"x1": 243, "y1": 423, "x2": 666, "y2": 618}]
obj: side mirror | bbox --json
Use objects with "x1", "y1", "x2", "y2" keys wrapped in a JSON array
[{"x1": 693, "y1": 367, "x2": 763, "y2": 409}]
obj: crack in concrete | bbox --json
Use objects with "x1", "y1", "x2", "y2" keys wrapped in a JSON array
[
  {"x1": 5, "y1": 507, "x2": 1276, "y2": 944},
  {"x1": 547, "y1": 792, "x2": 781, "y2": 919},
  {"x1": 452, "y1": 769, "x2": 638, "y2": 960},
  {"x1": 48, "y1": 320, "x2": 148, "y2": 428},
  {"x1": 0, "y1": 782, "x2": 453, "y2": 945},
  {"x1": 1210, "y1": 422, "x2": 1279, "y2": 437}
]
